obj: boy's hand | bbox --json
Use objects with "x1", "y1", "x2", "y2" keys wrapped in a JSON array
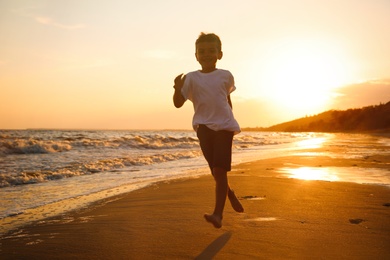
[
  {"x1": 173, "y1": 73, "x2": 186, "y2": 108},
  {"x1": 173, "y1": 73, "x2": 186, "y2": 90}
]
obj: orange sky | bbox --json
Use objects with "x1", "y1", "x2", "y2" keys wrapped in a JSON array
[{"x1": 1, "y1": 0, "x2": 389, "y2": 130}]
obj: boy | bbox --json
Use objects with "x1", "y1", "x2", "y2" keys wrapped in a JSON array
[{"x1": 172, "y1": 32, "x2": 244, "y2": 228}]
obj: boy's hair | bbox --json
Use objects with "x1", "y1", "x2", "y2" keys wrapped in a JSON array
[{"x1": 195, "y1": 33, "x2": 222, "y2": 52}]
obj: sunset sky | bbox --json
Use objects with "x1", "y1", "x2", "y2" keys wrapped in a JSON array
[{"x1": 1, "y1": 0, "x2": 389, "y2": 130}]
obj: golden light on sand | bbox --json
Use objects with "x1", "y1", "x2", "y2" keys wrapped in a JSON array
[{"x1": 281, "y1": 167, "x2": 340, "y2": 182}]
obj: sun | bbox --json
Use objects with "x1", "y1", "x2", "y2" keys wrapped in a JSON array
[{"x1": 251, "y1": 38, "x2": 351, "y2": 115}]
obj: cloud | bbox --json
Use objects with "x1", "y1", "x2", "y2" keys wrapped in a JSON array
[
  {"x1": 331, "y1": 79, "x2": 390, "y2": 109},
  {"x1": 10, "y1": 6, "x2": 86, "y2": 30},
  {"x1": 34, "y1": 16, "x2": 86, "y2": 30}
]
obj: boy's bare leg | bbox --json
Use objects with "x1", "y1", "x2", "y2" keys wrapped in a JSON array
[
  {"x1": 228, "y1": 188, "x2": 244, "y2": 213},
  {"x1": 210, "y1": 169, "x2": 244, "y2": 213},
  {"x1": 204, "y1": 167, "x2": 228, "y2": 228}
]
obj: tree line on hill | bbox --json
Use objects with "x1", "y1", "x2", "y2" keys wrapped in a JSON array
[{"x1": 244, "y1": 101, "x2": 390, "y2": 132}]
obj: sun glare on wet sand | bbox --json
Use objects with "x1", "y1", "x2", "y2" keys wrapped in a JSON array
[
  {"x1": 282, "y1": 167, "x2": 340, "y2": 181},
  {"x1": 296, "y1": 137, "x2": 327, "y2": 149}
]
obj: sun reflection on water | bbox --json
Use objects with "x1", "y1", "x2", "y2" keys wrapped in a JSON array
[{"x1": 296, "y1": 137, "x2": 326, "y2": 149}]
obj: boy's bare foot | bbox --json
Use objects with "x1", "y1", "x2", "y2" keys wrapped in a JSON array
[
  {"x1": 204, "y1": 214, "x2": 222, "y2": 228},
  {"x1": 228, "y1": 190, "x2": 244, "y2": 213}
]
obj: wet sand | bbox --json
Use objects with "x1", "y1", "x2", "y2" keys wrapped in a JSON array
[{"x1": 1, "y1": 138, "x2": 390, "y2": 259}]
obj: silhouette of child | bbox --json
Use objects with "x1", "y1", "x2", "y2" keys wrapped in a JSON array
[{"x1": 173, "y1": 32, "x2": 244, "y2": 228}]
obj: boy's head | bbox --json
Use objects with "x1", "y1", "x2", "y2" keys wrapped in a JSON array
[
  {"x1": 195, "y1": 33, "x2": 223, "y2": 72},
  {"x1": 195, "y1": 33, "x2": 222, "y2": 52}
]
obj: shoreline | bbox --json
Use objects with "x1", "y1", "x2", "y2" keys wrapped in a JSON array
[
  {"x1": 1, "y1": 140, "x2": 389, "y2": 236},
  {"x1": 2, "y1": 151, "x2": 390, "y2": 259}
]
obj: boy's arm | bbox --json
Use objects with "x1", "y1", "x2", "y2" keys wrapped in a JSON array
[
  {"x1": 227, "y1": 95, "x2": 233, "y2": 109},
  {"x1": 173, "y1": 74, "x2": 186, "y2": 108}
]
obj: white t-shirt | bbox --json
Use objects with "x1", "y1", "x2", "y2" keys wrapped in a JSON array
[{"x1": 181, "y1": 69, "x2": 240, "y2": 134}]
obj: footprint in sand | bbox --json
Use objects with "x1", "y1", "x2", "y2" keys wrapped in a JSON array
[{"x1": 349, "y1": 218, "x2": 364, "y2": 224}]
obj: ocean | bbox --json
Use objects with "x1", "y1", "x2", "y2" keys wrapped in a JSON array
[{"x1": 1, "y1": 130, "x2": 389, "y2": 234}]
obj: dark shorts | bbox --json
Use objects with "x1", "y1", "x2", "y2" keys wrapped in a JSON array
[{"x1": 196, "y1": 124, "x2": 234, "y2": 172}]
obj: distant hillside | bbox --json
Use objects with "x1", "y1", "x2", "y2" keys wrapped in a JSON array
[{"x1": 244, "y1": 101, "x2": 390, "y2": 132}]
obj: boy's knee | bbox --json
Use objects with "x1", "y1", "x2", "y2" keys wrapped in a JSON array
[{"x1": 212, "y1": 167, "x2": 227, "y2": 179}]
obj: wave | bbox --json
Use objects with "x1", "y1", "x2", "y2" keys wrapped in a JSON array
[
  {"x1": 1, "y1": 140, "x2": 72, "y2": 155},
  {"x1": 0, "y1": 130, "x2": 305, "y2": 188},
  {"x1": 0, "y1": 150, "x2": 202, "y2": 187},
  {"x1": 110, "y1": 134, "x2": 199, "y2": 149},
  {"x1": 0, "y1": 134, "x2": 200, "y2": 155},
  {"x1": 0, "y1": 130, "x2": 295, "y2": 156}
]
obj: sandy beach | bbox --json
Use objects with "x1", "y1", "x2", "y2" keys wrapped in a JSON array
[{"x1": 1, "y1": 136, "x2": 390, "y2": 259}]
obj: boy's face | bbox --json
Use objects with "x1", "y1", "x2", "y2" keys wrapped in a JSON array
[{"x1": 195, "y1": 41, "x2": 223, "y2": 72}]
